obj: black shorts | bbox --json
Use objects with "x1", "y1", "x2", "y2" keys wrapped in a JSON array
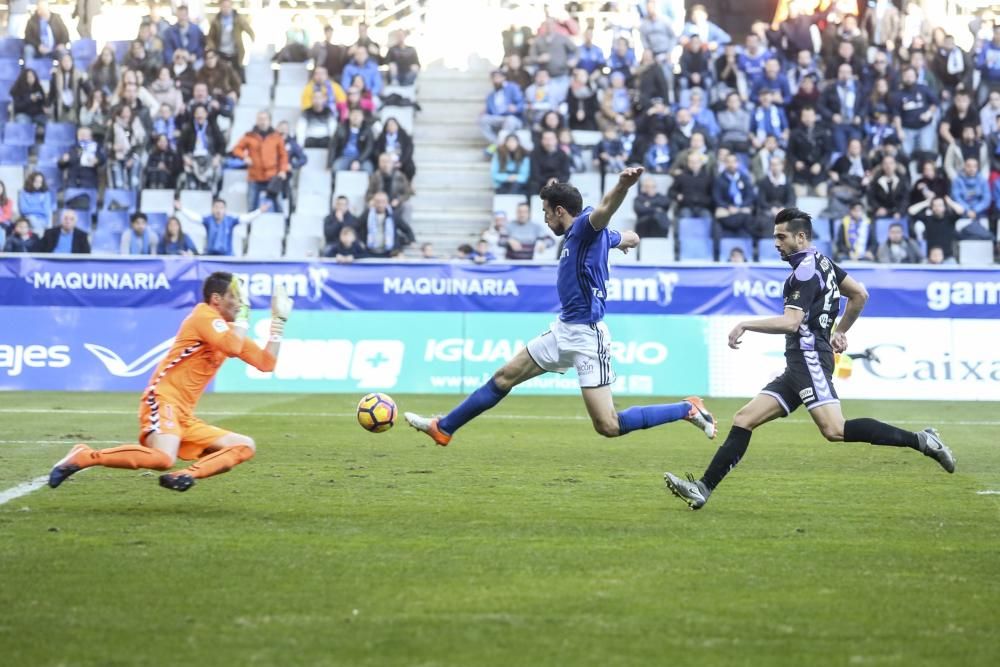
[{"x1": 760, "y1": 350, "x2": 840, "y2": 415}]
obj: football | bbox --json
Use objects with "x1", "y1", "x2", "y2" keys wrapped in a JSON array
[{"x1": 356, "y1": 393, "x2": 397, "y2": 433}]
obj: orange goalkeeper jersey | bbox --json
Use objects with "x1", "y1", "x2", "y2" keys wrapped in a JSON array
[{"x1": 143, "y1": 303, "x2": 276, "y2": 412}]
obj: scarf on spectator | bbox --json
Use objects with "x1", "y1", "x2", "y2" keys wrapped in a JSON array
[
  {"x1": 848, "y1": 155, "x2": 865, "y2": 178},
  {"x1": 366, "y1": 207, "x2": 395, "y2": 252},
  {"x1": 838, "y1": 82, "x2": 856, "y2": 118},
  {"x1": 870, "y1": 123, "x2": 892, "y2": 147},
  {"x1": 843, "y1": 215, "x2": 870, "y2": 258},
  {"x1": 129, "y1": 229, "x2": 151, "y2": 255},
  {"x1": 39, "y1": 18, "x2": 54, "y2": 50},
  {"x1": 727, "y1": 172, "x2": 743, "y2": 207},
  {"x1": 754, "y1": 104, "x2": 781, "y2": 140},
  {"x1": 947, "y1": 48, "x2": 965, "y2": 75},
  {"x1": 768, "y1": 170, "x2": 786, "y2": 187},
  {"x1": 611, "y1": 88, "x2": 630, "y2": 114}
]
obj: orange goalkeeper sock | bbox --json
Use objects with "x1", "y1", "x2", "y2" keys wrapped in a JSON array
[
  {"x1": 80, "y1": 445, "x2": 174, "y2": 471},
  {"x1": 177, "y1": 445, "x2": 255, "y2": 480}
]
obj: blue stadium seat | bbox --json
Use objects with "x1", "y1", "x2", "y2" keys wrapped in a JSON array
[
  {"x1": 719, "y1": 237, "x2": 753, "y2": 261},
  {"x1": 33, "y1": 165, "x2": 62, "y2": 192},
  {"x1": 70, "y1": 39, "x2": 97, "y2": 65},
  {"x1": 812, "y1": 217, "x2": 831, "y2": 241},
  {"x1": 0, "y1": 58, "x2": 21, "y2": 82},
  {"x1": 90, "y1": 225, "x2": 119, "y2": 254},
  {"x1": 3, "y1": 121, "x2": 35, "y2": 146},
  {"x1": 0, "y1": 144, "x2": 28, "y2": 164},
  {"x1": 757, "y1": 241, "x2": 783, "y2": 262},
  {"x1": 875, "y1": 217, "x2": 909, "y2": 243},
  {"x1": 102, "y1": 188, "x2": 137, "y2": 213},
  {"x1": 97, "y1": 210, "x2": 129, "y2": 235},
  {"x1": 66, "y1": 208, "x2": 92, "y2": 233},
  {"x1": 145, "y1": 212, "x2": 168, "y2": 237},
  {"x1": 36, "y1": 142, "x2": 69, "y2": 166},
  {"x1": 814, "y1": 239, "x2": 832, "y2": 257},
  {"x1": 44, "y1": 121, "x2": 77, "y2": 145},
  {"x1": 678, "y1": 236, "x2": 714, "y2": 261},
  {"x1": 63, "y1": 187, "x2": 98, "y2": 215},
  {"x1": 25, "y1": 57, "x2": 54, "y2": 78},
  {"x1": 0, "y1": 38, "x2": 24, "y2": 59},
  {"x1": 109, "y1": 40, "x2": 132, "y2": 63},
  {"x1": 677, "y1": 216, "x2": 712, "y2": 240}
]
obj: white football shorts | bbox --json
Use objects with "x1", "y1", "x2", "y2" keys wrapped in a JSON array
[{"x1": 525, "y1": 319, "x2": 615, "y2": 388}]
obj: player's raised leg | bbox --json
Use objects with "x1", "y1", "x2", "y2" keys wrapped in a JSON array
[
  {"x1": 404, "y1": 348, "x2": 547, "y2": 446},
  {"x1": 665, "y1": 393, "x2": 785, "y2": 509},
  {"x1": 159, "y1": 431, "x2": 256, "y2": 492},
  {"x1": 48, "y1": 435, "x2": 178, "y2": 489},
  {"x1": 809, "y1": 404, "x2": 955, "y2": 473},
  {"x1": 580, "y1": 385, "x2": 714, "y2": 438}
]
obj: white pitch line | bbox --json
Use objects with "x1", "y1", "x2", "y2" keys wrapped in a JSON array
[
  {"x1": 976, "y1": 490, "x2": 1000, "y2": 495},
  {"x1": 1, "y1": 407, "x2": 999, "y2": 426},
  {"x1": 0, "y1": 475, "x2": 49, "y2": 506}
]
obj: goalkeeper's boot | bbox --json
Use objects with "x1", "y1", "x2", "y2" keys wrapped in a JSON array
[
  {"x1": 916, "y1": 428, "x2": 955, "y2": 473},
  {"x1": 664, "y1": 472, "x2": 711, "y2": 510},
  {"x1": 683, "y1": 396, "x2": 717, "y2": 440},
  {"x1": 403, "y1": 412, "x2": 452, "y2": 447},
  {"x1": 48, "y1": 444, "x2": 92, "y2": 488},
  {"x1": 158, "y1": 473, "x2": 196, "y2": 492}
]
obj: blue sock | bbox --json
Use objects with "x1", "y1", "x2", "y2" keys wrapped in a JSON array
[
  {"x1": 438, "y1": 377, "x2": 510, "y2": 435},
  {"x1": 617, "y1": 401, "x2": 691, "y2": 436}
]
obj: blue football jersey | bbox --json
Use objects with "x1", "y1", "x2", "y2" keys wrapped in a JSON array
[{"x1": 556, "y1": 206, "x2": 622, "y2": 324}]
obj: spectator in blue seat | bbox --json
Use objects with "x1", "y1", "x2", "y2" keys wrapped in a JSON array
[
  {"x1": 599, "y1": 71, "x2": 632, "y2": 130},
  {"x1": 375, "y1": 117, "x2": 415, "y2": 181},
  {"x1": 788, "y1": 106, "x2": 831, "y2": 197},
  {"x1": 501, "y1": 202, "x2": 548, "y2": 261},
  {"x1": 150, "y1": 67, "x2": 185, "y2": 117},
  {"x1": 682, "y1": 4, "x2": 731, "y2": 52},
  {"x1": 40, "y1": 209, "x2": 90, "y2": 254},
  {"x1": 361, "y1": 191, "x2": 413, "y2": 258},
  {"x1": 644, "y1": 132, "x2": 671, "y2": 174},
  {"x1": 470, "y1": 239, "x2": 497, "y2": 264},
  {"x1": 48, "y1": 53, "x2": 87, "y2": 123},
  {"x1": 480, "y1": 69, "x2": 524, "y2": 146},
  {"x1": 196, "y1": 49, "x2": 241, "y2": 108},
  {"x1": 943, "y1": 125, "x2": 987, "y2": 182},
  {"x1": 890, "y1": 66, "x2": 939, "y2": 159},
  {"x1": 341, "y1": 48, "x2": 382, "y2": 98},
  {"x1": 145, "y1": 133, "x2": 182, "y2": 189},
  {"x1": 502, "y1": 53, "x2": 532, "y2": 91},
  {"x1": 909, "y1": 196, "x2": 960, "y2": 261},
  {"x1": 524, "y1": 69, "x2": 565, "y2": 129},
  {"x1": 170, "y1": 49, "x2": 197, "y2": 102},
  {"x1": 877, "y1": 222, "x2": 923, "y2": 264},
  {"x1": 976, "y1": 24, "x2": 1000, "y2": 104},
  {"x1": 557, "y1": 128, "x2": 586, "y2": 174},
  {"x1": 297, "y1": 90, "x2": 338, "y2": 149},
  {"x1": 163, "y1": 4, "x2": 206, "y2": 65},
  {"x1": 566, "y1": 69, "x2": 599, "y2": 131},
  {"x1": 818, "y1": 64, "x2": 867, "y2": 154},
  {"x1": 108, "y1": 104, "x2": 147, "y2": 191},
  {"x1": 124, "y1": 39, "x2": 161, "y2": 85},
  {"x1": 717, "y1": 91, "x2": 751, "y2": 154},
  {"x1": 59, "y1": 126, "x2": 106, "y2": 189},
  {"x1": 868, "y1": 153, "x2": 909, "y2": 219},
  {"x1": 788, "y1": 50, "x2": 820, "y2": 96},
  {"x1": 677, "y1": 35, "x2": 710, "y2": 94},
  {"x1": 528, "y1": 130, "x2": 571, "y2": 194},
  {"x1": 120, "y1": 212, "x2": 159, "y2": 255},
  {"x1": 713, "y1": 151, "x2": 757, "y2": 245},
  {"x1": 634, "y1": 176, "x2": 671, "y2": 238},
  {"x1": 749, "y1": 89, "x2": 789, "y2": 151},
  {"x1": 670, "y1": 151, "x2": 714, "y2": 219},
  {"x1": 3, "y1": 218, "x2": 40, "y2": 253},
  {"x1": 824, "y1": 41, "x2": 865, "y2": 83},
  {"x1": 834, "y1": 202, "x2": 877, "y2": 262},
  {"x1": 756, "y1": 156, "x2": 795, "y2": 232},
  {"x1": 325, "y1": 224, "x2": 368, "y2": 263},
  {"x1": 206, "y1": 0, "x2": 255, "y2": 81},
  {"x1": 179, "y1": 103, "x2": 225, "y2": 190},
  {"x1": 950, "y1": 157, "x2": 994, "y2": 239},
  {"x1": 575, "y1": 28, "x2": 605, "y2": 82},
  {"x1": 278, "y1": 119, "x2": 306, "y2": 175},
  {"x1": 330, "y1": 108, "x2": 375, "y2": 173},
  {"x1": 10, "y1": 68, "x2": 48, "y2": 127},
  {"x1": 750, "y1": 59, "x2": 790, "y2": 105},
  {"x1": 0, "y1": 180, "x2": 12, "y2": 229},
  {"x1": 174, "y1": 197, "x2": 270, "y2": 256},
  {"x1": 386, "y1": 29, "x2": 420, "y2": 86},
  {"x1": 491, "y1": 133, "x2": 530, "y2": 195},
  {"x1": 685, "y1": 88, "x2": 719, "y2": 141},
  {"x1": 18, "y1": 172, "x2": 54, "y2": 231},
  {"x1": 152, "y1": 102, "x2": 180, "y2": 149},
  {"x1": 324, "y1": 195, "x2": 361, "y2": 249},
  {"x1": 608, "y1": 37, "x2": 637, "y2": 83},
  {"x1": 89, "y1": 47, "x2": 119, "y2": 97},
  {"x1": 737, "y1": 33, "x2": 771, "y2": 86},
  {"x1": 23, "y1": 0, "x2": 69, "y2": 62},
  {"x1": 157, "y1": 216, "x2": 199, "y2": 255}
]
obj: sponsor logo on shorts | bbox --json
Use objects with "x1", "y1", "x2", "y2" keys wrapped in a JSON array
[
  {"x1": 799, "y1": 387, "x2": 814, "y2": 401},
  {"x1": 576, "y1": 360, "x2": 595, "y2": 376}
]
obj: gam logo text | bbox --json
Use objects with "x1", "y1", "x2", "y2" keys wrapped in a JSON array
[{"x1": 0, "y1": 345, "x2": 71, "y2": 376}]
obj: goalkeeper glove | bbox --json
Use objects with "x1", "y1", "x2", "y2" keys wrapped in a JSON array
[
  {"x1": 269, "y1": 284, "x2": 294, "y2": 341},
  {"x1": 231, "y1": 275, "x2": 250, "y2": 331}
]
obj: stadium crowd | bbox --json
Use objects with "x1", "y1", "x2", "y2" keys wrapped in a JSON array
[
  {"x1": 0, "y1": 0, "x2": 421, "y2": 259},
  {"x1": 478, "y1": 0, "x2": 1000, "y2": 265}
]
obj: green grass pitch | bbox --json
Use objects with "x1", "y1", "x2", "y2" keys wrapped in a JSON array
[{"x1": 1, "y1": 391, "x2": 998, "y2": 667}]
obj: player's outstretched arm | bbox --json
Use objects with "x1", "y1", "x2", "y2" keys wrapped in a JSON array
[
  {"x1": 831, "y1": 275, "x2": 868, "y2": 352},
  {"x1": 728, "y1": 307, "x2": 805, "y2": 349},
  {"x1": 589, "y1": 166, "x2": 644, "y2": 231},
  {"x1": 236, "y1": 285, "x2": 295, "y2": 372}
]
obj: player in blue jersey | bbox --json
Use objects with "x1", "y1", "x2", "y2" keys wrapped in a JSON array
[
  {"x1": 664, "y1": 208, "x2": 955, "y2": 510},
  {"x1": 404, "y1": 167, "x2": 717, "y2": 447}
]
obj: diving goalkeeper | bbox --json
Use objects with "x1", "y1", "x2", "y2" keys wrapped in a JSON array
[{"x1": 48, "y1": 271, "x2": 294, "y2": 493}]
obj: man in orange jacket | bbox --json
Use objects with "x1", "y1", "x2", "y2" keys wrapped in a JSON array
[
  {"x1": 48, "y1": 271, "x2": 294, "y2": 493},
  {"x1": 232, "y1": 110, "x2": 291, "y2": 212}
]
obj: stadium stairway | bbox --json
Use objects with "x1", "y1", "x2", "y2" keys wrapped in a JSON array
[{"x1": 410, "y1": 61, "x2": 494, "y2": 254}]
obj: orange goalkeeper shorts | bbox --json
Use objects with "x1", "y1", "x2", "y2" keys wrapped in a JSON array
[{"x1": 138, "y1": 393, "x2": 231, "y2": 461}]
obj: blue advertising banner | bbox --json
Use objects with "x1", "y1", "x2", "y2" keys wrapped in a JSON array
[{"x1": 1, "y1": 257, "x2": 998, "y2": 318}]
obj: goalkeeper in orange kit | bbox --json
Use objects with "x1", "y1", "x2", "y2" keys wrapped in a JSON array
[{"x1": 48, "y1": 271, "x2": 294, "y2": 493}]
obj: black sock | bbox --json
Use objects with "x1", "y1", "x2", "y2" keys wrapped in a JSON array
[
  {"x1": 843, "y1": 418, "x2": 919, "y2": 449},
  {"x1": 700, "y1": 426, "x2": 752, "y2": 491}
]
